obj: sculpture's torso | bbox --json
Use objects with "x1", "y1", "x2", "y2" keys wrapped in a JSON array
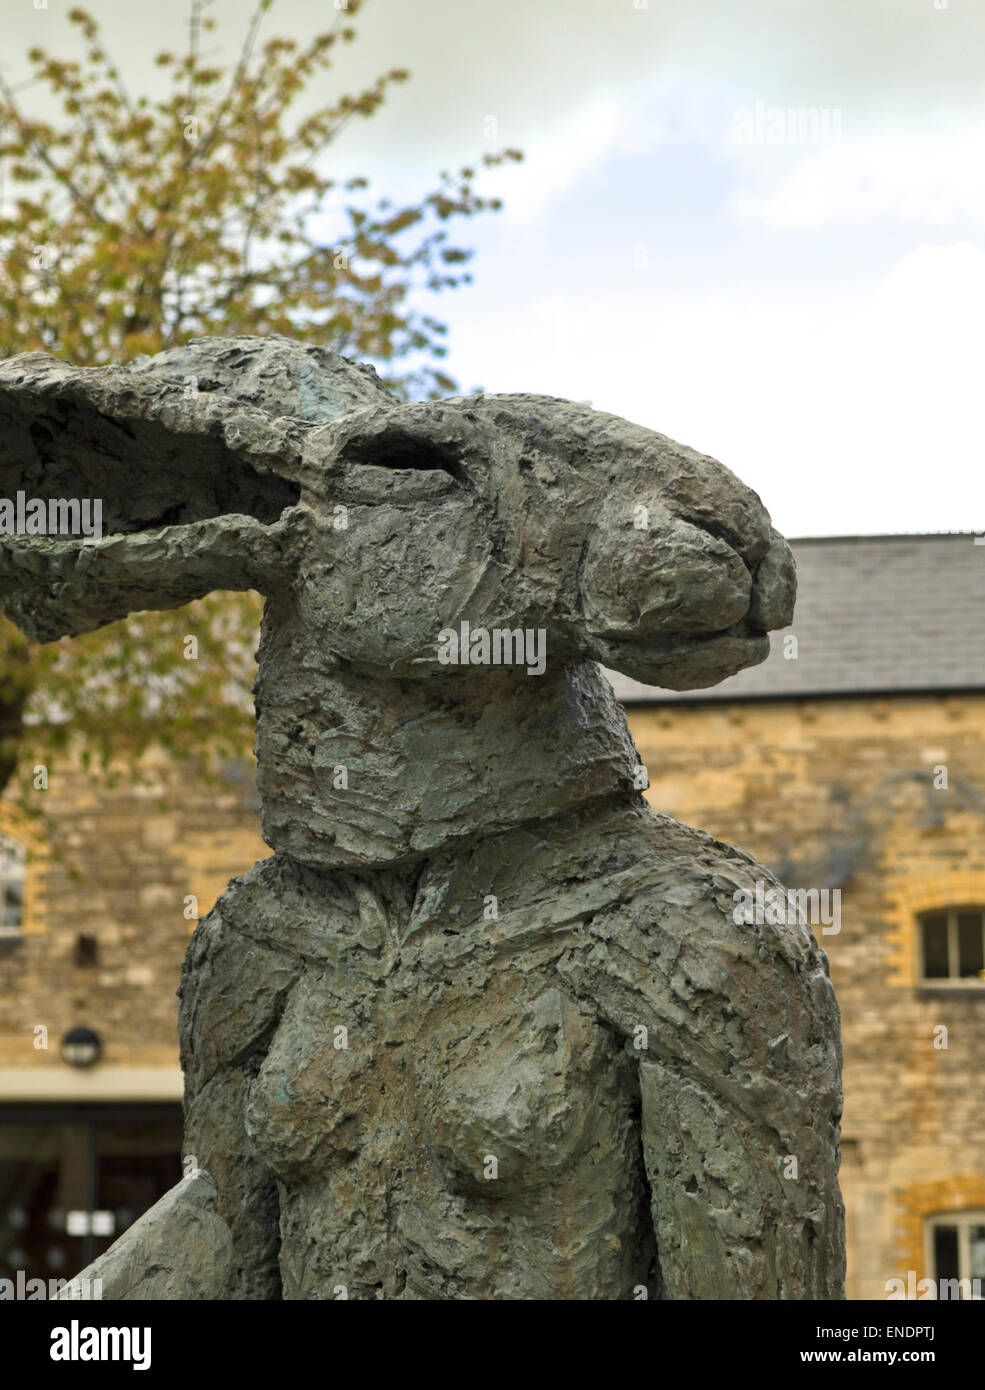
[{"x1": 181, "y1": 795, "x2": 843, "y2": 1301}]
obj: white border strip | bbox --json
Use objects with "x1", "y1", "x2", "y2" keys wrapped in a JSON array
[{"x1": 0, "y1": 1067, "x2": 183, "y2": 1101}]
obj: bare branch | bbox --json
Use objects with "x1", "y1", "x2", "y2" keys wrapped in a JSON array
[
  {"x1": 186, "y1": 0, "x2": 208, "y2": 117},
  {"x1": 183, "y1": 0, "x2": 268, "y2": 171}
]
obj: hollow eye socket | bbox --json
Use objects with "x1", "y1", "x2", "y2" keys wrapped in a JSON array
[{"x1": 340, "y1": 428, "x2": 464, "y2": 481}]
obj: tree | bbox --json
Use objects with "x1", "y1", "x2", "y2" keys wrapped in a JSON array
[{"x1": 0, "y1": 0, "x2": 521, "y2": 800}]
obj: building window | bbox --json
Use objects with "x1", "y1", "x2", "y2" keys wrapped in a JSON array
[
  {"x1": 0, "y1": 1104, "x2": 183, "y2": 1280},
  {"x1": 918, "y1": 908, "x2": 985, "y2": 984},
  {"x1": 0, "y1": 834, "x2": 26, "y2": 937},
  {"x1": 927, "y1": 1212, "x2": 985, "y2": 1299}
]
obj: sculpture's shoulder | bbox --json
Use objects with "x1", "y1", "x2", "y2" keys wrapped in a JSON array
[
  {"x1": 547, "y1": 804, "x2": 841, "y2": 1105},
  {"x1": 565, "y1": 800, "x2": 836, "y2": 979},
  {"x1": 178, "y1": 858, "x2": 303, "y2": 1096},
  {"x1": 179, "y1": 852, "x2": 402, "y2": 1093},
  {"x1": 177, "y1": 856, "x2": 352, "y2": 1088},
  {"x1": 411, "y1": 798, "x2": 837, "y2": 1024},
  {"x1": 186, "y1": 852, "x2": 370, "y2": 963}
]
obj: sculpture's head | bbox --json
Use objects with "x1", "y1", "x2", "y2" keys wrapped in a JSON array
[{"x1": 0, "y1": 336, "x2": 794, "y2": 691}]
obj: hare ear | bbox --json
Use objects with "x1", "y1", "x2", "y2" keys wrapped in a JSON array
[{"x1": 0, "y1": 347, "x2": 306, "y2": 641}]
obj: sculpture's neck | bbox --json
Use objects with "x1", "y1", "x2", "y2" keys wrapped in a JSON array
[{"x1": 254, "y1": 610, "x2": 640, "y2": 871}]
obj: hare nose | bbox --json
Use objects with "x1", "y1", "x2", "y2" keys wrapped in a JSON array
[
  {"x1": 580, "y1": 512, "x2": 753, "y2": 641},
  {"x1": 748, "y1": 530, "x2": 797, "y2": 633}
]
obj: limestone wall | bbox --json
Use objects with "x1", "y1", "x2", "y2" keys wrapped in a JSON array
[{"x1": 0, "y1": 748, "x2": 266, "y2": 1088}]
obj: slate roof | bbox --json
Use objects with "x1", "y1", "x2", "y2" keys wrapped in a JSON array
[{"x1": 605, "y1": 533, "x2": 985, "y2": 703}]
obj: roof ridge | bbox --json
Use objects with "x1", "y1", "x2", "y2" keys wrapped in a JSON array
[{"x1": 789, "y1": 531, "x2": 980, "y2": 543}]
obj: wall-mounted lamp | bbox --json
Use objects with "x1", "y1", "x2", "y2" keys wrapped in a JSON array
[{"x1": 60, "y1": 1026, "x2": 102, "y2": 1069}]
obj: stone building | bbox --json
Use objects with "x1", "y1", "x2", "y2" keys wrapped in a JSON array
[{"x1": 1, "y1": 531, "x2": 983, "y2": 1297}]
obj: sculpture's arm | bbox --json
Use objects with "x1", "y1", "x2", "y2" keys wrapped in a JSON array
[
  {"x1": 53, "y1": 877, "x2": 298, "y2": 1303},
  {"x1": 0, "y1": 510, "x2": 301, "y2": 642},
  {"x1": 633, "y1": 1039, "x2": 842, "y2": 1300},
  {"x1": 556, "y1": 816, "x2": 844, "y2": 1300},
  {"x1": 178, "y1": 867, "x2": 304, "y2": 1300},
  {"x1": 55, "y1": 1170, "x2": 233, "y2": 1300}
]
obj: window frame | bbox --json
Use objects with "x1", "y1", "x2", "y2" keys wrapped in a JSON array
[
  {"x1": 924, "y1": 1211, "x2": 985, "y2": 1299},
  {"x1": 0, "y1": 1102, "x2": 183, "y2": 1271},
  {"x1": 0, "y1": 833, "x2": 27, "y2": 939},
  {"x1": 917, "y1": 905, "x2": 985, "y2": 987}
]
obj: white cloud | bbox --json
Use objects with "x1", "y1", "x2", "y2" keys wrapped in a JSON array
[
  {"x1": 447, "y1": 242, "x2": 985, "y2": 536},
  {"x1": 476, "y1": 96, "x2": 659, "y2": 226},
  {"x1": 731, "y1": 126, "x2": 985, "y2": 230}
]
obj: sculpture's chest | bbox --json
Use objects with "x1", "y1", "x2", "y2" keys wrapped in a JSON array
[{"x1": 243, "y1": 960, "x2": 654, "y2": 1299}]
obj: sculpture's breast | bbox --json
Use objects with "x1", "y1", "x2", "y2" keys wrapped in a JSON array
[
  {"x1": 244, "y1": 969, "x2": 378, "y2": 1178},
  {"x1": 421, "y1": 979, "x2": 621, "y2": 1191}
]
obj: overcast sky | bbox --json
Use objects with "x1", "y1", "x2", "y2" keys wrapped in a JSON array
[{"x1": 4, "y1": 0, "x2": 982, "y2": 537}]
